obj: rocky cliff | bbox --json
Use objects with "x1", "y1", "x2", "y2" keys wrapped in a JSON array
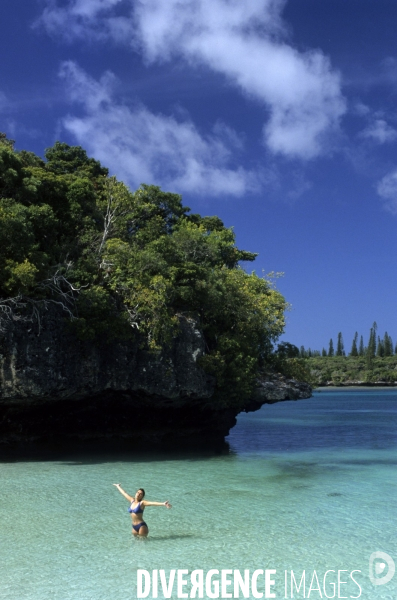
[{"x1": 0, "y1": 308, "x2": 311, "y2": 446}]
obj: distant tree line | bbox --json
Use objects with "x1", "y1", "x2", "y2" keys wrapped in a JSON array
[{"x1": 299, "y1": 323, "x2": 395, "y2": 362}]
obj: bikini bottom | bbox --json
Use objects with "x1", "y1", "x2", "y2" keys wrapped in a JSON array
[{"x1": 132, "y1": 521, "x2": 148, "y2": 533}]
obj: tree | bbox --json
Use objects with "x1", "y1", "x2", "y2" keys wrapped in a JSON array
[
  {"x1": 97, "y1": 176, "x2": 135, "y2": 256},
  {"x1": 358, "y1": 335, "x2": 365, "y2": 356},
  {"x1": 383, "y1": 332, "x2": 393, "y2": 357},
  {"x1": 276, "y1": 342, "x2": 300, "y2": 358},
  {"x1": 376, "y1": 336, "x2": 384, "y2": 357},
  {"x1": 366, "y1": 324, "x2": 377, "y2": 369},
  {"x1": 371, "y1": 322, "x2": 378, "y2": 355},
  {"x1": 350, "y1": 332, "x2": 358, "y2": 356},
  {"x1": 322, "y1": 348, "x2": 327, "y2": 357},
  {"x1": 0, "y1": 132, "x2": 15, "y2": 149},
  {"x1": 328, "y1": 338, "x2": 334, "y2": 357},
  {"x1": 44, "y1": 141, "x2": 108, "y2": 178},
  {"x1": 336, "y1": 332, "x2": 344, "y2": 356},
  {"x1": 367, "y1": 328, "x2": 374, "y2": 357}
]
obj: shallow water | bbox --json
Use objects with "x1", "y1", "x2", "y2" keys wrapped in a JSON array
[{"x1": 0, "y1": 388, "x2": 396, "y2": 599}]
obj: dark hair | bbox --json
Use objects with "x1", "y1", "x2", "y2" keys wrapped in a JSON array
[{"x1": 138, "y1": 488, "x2": 145, "y2": 498}]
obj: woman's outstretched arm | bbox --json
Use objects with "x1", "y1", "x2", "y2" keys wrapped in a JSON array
[
  {"x1": 142, "y1": 500, "x2": 172, "y2": 508},
  {"x1": 113, "y1": 483, "x2": 134, "y2": 502}
]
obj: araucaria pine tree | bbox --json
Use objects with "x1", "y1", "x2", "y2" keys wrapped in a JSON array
[
  {"x1": 358, "y1": 335, "x2": 365, "y2": 356},
  {"x1": 350, "y1": 332, "x2": 358, "y2": 356},
  {"x1": 336, "y1": 332, "x2": 345, "y2": 356},
  {"x1": 383, "y1": 332, "x2": 393, "y2": 356},
  {"x1": 372, "y1": 322, "x2": 378, "y2": 355},
  {"x1": 328, "y1": 338, "x2": 334, "y2": 357},
  {"x1": 367, "y1": 326, "x2": 376, "y2": 358},
  {"x1": 366, "y1": 324, "x2": 377, "y2": 368}
]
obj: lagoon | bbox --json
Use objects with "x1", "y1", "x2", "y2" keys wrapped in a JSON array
[{"x1": 0, "y1": 388, "x2": 396, "y2": 599}]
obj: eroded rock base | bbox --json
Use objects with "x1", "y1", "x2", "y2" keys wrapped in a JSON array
[{"x1": 0, "y1": 390, "x2": 237, "y2": 448}]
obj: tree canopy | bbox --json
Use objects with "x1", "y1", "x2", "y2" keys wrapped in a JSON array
[{"x1": 0, "y1": 134, "x2": 288, "y2": 407}]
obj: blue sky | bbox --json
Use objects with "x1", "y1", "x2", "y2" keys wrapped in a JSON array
[{"x1": 1, "y1": 0, "x2": 397, "y2": 352}]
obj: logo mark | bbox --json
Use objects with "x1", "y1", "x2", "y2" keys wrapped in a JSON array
[{"x1": 369, "y1": 551, "x2": 395, "y2": 586}]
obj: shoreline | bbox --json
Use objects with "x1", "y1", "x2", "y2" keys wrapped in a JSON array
[{"x1": 315, "y1": 383, "x2": 397, "y2": 389}]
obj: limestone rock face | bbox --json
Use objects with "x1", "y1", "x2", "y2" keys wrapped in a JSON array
[
  {"x1": 0, "y1": 308, "x2": 312, "y2": 445},
  {"x1": 249, "y1": 375, "x2": 313, "y2": 406},
  {"x1": 0, "y1": 309, "x2": 212, "y2": 404}
]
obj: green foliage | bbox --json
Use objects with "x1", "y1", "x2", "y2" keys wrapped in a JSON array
[
  {"x1": 276, "y1": 342, "x2": 300, "y2": 359},
  {"x1": 0, "y1": 138, "x2": 288, "y2": 407},
  {"x1": 278, "y1": 357, "x2": 315, "y2": 385},
  {"x1": 336, "y1": 332, "x2": 344, "y2": 356},
  {"x1": 384, "y1": 332, "x2": 393, "y2": 357},
  {"x1": 72, "y1": 286, "x2": 131, "y2": 341},
  {"x1": 0, "y1": 199, "x2": 55, "y2": 293},
  {"x1": 367, "y1": 322, "x2": 377, "y2": 363},
  {"x1": 197, "y1": 268, "x2": 286, "y2": 406},
  {"x1": 44, "y1": 142, "x2": 108, "y2": 178},
  {"x1": 376, "y1": 336, "x2": 384, "y2": 357},
  {"x1": 261, "y1": 344, "x2": 314, "y2": 386},
  {"x1": 0, "y1": 132, "x2": 15, "y2": 150},
  {"x1": 307, "y1": 355, "x2": 397, "y2": 386},
  {"x1": 350, "y1": 332, "x2": 358, "y2": 356}
]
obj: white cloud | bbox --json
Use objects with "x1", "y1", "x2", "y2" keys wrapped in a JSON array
[
  {"x1": 38, "y1": 0, "x2": 346, "y2": 160},
  {"x1": 134, "y1": 0, "x2": 346, "y2": 159},
  {"x1": 360, "y1": 119, "x2": 397, "y2": 144},
  {"x1": 36, "y1": 0, "x2": 133, "y2": 43},
  {"x1": 59, "y1": 61, "x2": 259, "y2": 196},
  {"x1": 353, "y1": 102, "x2": 370, "y2": 117},
  {"x1": 377, "y1": 169, "x2": 397, "y2": 214}
]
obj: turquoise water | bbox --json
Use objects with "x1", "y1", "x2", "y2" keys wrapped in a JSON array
[{"x1": 0, "y1": 388, "x2": 396, "y2": 600}]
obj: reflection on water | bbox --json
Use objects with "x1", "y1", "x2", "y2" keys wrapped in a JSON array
[
  {"x1": 0, "y1": 442, "x2": 230, "y2": 464},
  {"x1": 0, "y1": 388, "x2": 396, "y2": 600}
]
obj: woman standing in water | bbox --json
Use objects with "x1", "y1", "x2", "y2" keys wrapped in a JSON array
[{"x1": 113, "y1": 483, "x2": 171, "y2": 536}]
